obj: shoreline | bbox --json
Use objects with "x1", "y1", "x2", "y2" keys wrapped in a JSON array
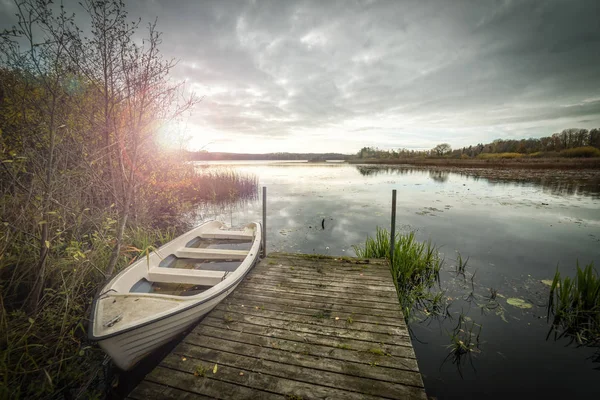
[{"x1": 347, "y1": 157, "x2": 600, "y2": 170}]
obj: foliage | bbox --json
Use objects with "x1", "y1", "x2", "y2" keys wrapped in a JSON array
[
  {"x1": 547, "y1": 262, "x2": 600, "y2": 346},
  {"x1": 560, "y1": 146, "x2": 600, "y2": 158},
  {"x1": 0, "y1": 0, "x2": 257, "y2": 397},
  {"x1": 353, "y1": 228, "x2": 442, "y2": 319},
  {"x1": 353, "y1": 128, "x2": 600, "y2": 159},
  {"x1": 476, "y1": 152, "x2": 524, "y2": 159},
  {"x1": 432, "y1": 143, "x2": 452, "y2": 156}
]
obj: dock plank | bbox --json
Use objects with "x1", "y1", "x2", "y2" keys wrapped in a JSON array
[{"x1": 130, "y1": 252, "x2": 427, "y2": 399}]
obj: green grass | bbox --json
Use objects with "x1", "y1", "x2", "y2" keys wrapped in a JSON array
[
  {"x1": 547, "y1": 262, "x2": 600, "y2": 345},
  {"x1": 353, "y1": 227, "x2": 442, "y2": 319}
]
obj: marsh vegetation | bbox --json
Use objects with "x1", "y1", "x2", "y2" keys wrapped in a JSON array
[{"x1": 548, "y1": 262, "x2": 600, "y2": 346}]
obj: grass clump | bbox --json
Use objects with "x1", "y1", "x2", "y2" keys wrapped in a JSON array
[
  {"x1": 353, "y1": 228, "x2": 442, "y2": 318},
  {"x1": 547, "y1": 262, "x2": 600, "y2": 345}
]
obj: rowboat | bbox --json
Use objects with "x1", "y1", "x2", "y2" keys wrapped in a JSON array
[{"x1": 88, "y1": 220, "x2": 262, "y2": 370}]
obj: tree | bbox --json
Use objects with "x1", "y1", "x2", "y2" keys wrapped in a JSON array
[{"x1": 432, "y1": 143, "x2": 452, "y2": 156}]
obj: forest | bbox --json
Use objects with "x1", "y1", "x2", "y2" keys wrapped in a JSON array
[{"x1": 356, "y1": 128, "x2": 600, "y2": 159}]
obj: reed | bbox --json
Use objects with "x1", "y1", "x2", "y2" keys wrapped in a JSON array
[
  {"x1": 547, "y1": 262, "x2": 600, "y2": 345},
  {"x1": 185, "y1": 168, "x2": 259, "y2": 203},
  {"x1": 353, "y1": 228, "x2": 442, "y2": 319}
]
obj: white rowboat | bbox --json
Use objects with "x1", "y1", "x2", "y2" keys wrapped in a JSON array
[{"x1": 88, "y1": 220, "x2": 262, "y2": 370}]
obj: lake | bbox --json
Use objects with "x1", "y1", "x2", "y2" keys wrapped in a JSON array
[{"x1": 196, "y1": 161, "x2": 600, "y2": 399}]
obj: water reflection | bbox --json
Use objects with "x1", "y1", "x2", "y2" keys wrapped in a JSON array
[
  {"x1": 353, "y1": 164, "x2": 600, "y2": 198},
  {"x1": 429, "y1": 170, "x2": 450, "y2": 183}
]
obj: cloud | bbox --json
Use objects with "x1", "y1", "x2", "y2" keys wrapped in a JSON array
[{"x1": 2, "y1": 0, "x2": 599, "y2": 152}]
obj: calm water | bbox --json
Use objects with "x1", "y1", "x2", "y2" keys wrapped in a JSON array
[{"x1": 196, "y1": 161, "x2": 600, "y2": 399}]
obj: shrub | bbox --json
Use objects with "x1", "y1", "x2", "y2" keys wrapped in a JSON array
[
  {"x1": 477, "y1": 152, "x2": 524, "y2": 159},
  {"x1": 560, "y1": 146, "x2": 600, "y2": 158}
]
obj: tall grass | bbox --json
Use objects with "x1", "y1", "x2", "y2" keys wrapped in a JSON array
[
  {"x1": 547, "y1": 262, "x2": 600, "y2": 345},
  {"x1": 0, "y1": 226, "x2": 176, "y2": 399},
  {"x1": 353, "y1": 227, "x2": 442, "y2": 318},
  {"x1": 191, "y1": 169, "x2": 259, "y2": 203}
]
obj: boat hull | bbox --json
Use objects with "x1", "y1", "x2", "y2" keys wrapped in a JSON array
[{"x1": 98, "y1": 283, "x2": 239, "y2": 370}]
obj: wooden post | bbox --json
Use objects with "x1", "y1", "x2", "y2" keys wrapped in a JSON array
[
  {"x1": 262, "y1": 186, "x2": 267, "y2": 257},
  {"x1": 390, "y1": 189, "x2": 396, "y2": 266}
]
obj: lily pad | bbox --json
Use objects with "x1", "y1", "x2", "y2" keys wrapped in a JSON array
[{"x1": 507, "y1": 298, "x2": 533, "y2": 309}]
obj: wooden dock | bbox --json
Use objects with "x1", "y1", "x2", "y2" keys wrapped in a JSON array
[{"x1": 128, "y1": 252, "x2": 427, "y2": 399}]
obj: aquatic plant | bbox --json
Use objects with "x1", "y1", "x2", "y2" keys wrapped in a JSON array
[
  {"x1": 442, "y1": 313, "x2": 482, "y2": 376},
  {"x1": 353, "y1": 228, "x2": 442, "y2": 319},
  {"x1": 455, "y1": 252, "x2": 469, "y2": 278},
  {"x1": 547, "y1": 262, "x2": 600, "y2": 345}
]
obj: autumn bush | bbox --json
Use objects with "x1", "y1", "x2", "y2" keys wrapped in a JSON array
[
  {"x1": 560, "y1": 146, "x2": 600, "y2": 158},
  {"x1": 476, "y1": 152, "x2": 524, "y2": 159}
]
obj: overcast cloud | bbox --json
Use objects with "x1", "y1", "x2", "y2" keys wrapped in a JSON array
[{"x1": 2, "y1": 0, "x2": 600, "y2": 153}]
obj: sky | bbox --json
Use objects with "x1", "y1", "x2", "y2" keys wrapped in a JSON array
[{"x1": 2, "y1": 0, "x2": 600, "y2": 154}]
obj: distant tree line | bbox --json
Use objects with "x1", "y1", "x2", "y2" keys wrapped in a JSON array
[
  {"x1": 187, "y1": 151, "x2": 349, "y2": 161},
  {"x1": 355, "y1": 128, "x2": 600, "y2": 159}
]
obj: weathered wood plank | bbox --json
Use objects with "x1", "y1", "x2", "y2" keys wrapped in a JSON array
[
  {"x1": 244, "y1": 273, "x2": 397, "y2": 298},
  {"x1": 221, "y1": 296, "x2": 406, "y2": 328},
  {"x1": 215, "y1": 303, "x2": 407, "y2": 336},
  {"x1": 249, "y1": 271, "x2": 394, "y2": 287},
  {"x1": 245, "y1": 272, "x2": 397, "y2": 291},
  {"x1": 241, "y1": 283, "x2": 398, "y2": 303},
  {"x1": 190, "y1": 324, "x2": 419, "y2": 371},
  {"x1": 159, "y1": 353, "x2": 389, "y2": 400},
  {"x1": 145, "y1": 365, "x2": 284, "y2": 400},
  {"x1": 227, "y1": 291, "x2": 405, "y2": 321},
  {"x1": 253, "y1": 263, "x2": 393, "y2": 281},
  {"x1": 207, "y1": 311, "x2": 410, "y2": 345},
  {"x1": 170, "y1": 344, "x2": 426, "y2": 399},
  {"x1": 128, "y1": 380, "x2": 213, "y2": 400},
  {"x1": 267, "y1": 253, "x2": 388, "y2": 269},
  {"x1": 200, "y1": 318, "x2": 417, "y2": 359},
  {"x1": 233, "y1": 286, "x2": 403, "y2": 312}
]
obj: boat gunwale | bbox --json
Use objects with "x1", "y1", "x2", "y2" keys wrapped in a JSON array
[{"x1": 88, "y1": 220, "x2": 262, "y2": 341}]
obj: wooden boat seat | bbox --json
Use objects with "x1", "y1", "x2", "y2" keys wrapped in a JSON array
[
  {"x1": 175, "y1": 248, "x2": 248, "y2": 260},
  {"x1": 147, "y1": 268, "x2": 228, "y2": 286},
  {"x1": 199, "y1": 229, "x2": 254, "y2": 240}
]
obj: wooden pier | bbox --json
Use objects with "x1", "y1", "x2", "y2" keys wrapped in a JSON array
[{"x1": 128, "y1": 252, "x2": 427, "y2": 399}]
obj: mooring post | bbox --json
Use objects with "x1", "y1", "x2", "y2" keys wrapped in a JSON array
[
  {"x1": 390, "y1": 189, "x2": 396, "y2": 266},
  {"x1": 262, "y1": 186, "x2": 267, "y2": 257}
]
